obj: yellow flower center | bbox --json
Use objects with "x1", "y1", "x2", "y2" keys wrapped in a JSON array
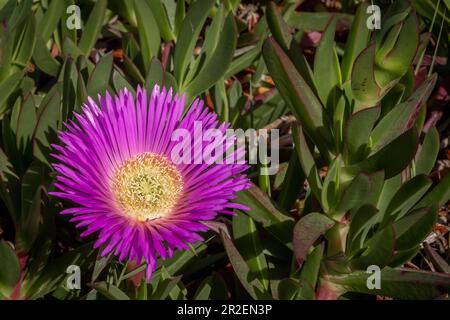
[{"x1": 113, "y1": 152, "x2": 183, "y2": 222}]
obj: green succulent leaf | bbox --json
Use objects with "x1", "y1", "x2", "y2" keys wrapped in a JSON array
[
  {"x1": 78, "y1": 0, "x2": 107, "y2": 56},
  {"x1": 394, "y1": 206, "x2": 436, "y2": 251},
  {"x1": 33, "y1": 36, "x2": 60, "y2": 77},
  {"x1": 344, "y1": 107, "x2": 380, "y2": 164},
  {"x1": 416, "y1": 170, "x2": 450, "y2": 210},
  {"x1": 352, "y1": 224, "x2": 395, "y2": 269},
  {"x1": 266, "y1": 2, "x2": 292, "y2": 52},
  {"x1": 321, "y1": 155, "x2": 343, "y2": 213},
  {"x1": 382, "y1": 174, "x2": 432, "y2": 225},
  {"x1": 295, "y1": 243, "x2": 324, "y2": 299},
  {"x1": 370, "y1": 75, "x2": 437, "y2": 153},
  {"x1": 38, "y1": 0, "x2": 65, "y2": 42},
  {"x1": 0, "y1": 71, "x2": 25, "y2": 117},
  {"x1": 233, "y1": 213, "x2": 270, "y2": 290},
  {"x1": 341, "y1": 2, "x2": 371, "y2": 82},
  {"x1": 346, "y1": 204, "x2": 379, "y2": 255},
  {"x1": 174, "y1": 0, "x2": 215, "y2": 86},
  {"x1": 193, "y1": 273, "x2": 228, "y2": 300},
  {"x1": 92, "y1": 282, "x2": 130, "y2": 300},
  {"x1": 350, "y1": 127, "x2": 418, "y2": 179},
  {"x1": 292, "y1": 124, "x2": 323, "y2": 201},
  {"x1": 184, "y1": 13, "x2": 237, "y2": 98},
  {"x1": 32, "y1": 85, "x2": 61, "y2": 166},
  {"x1": 220, "y1": 229, "x2": 270, "y2": 299},
  {"x1": 337, "y1": 171, "x2": 384, "y2": 213},
  {"x1": 0, "y1": 239, "x2": 20, "y2": 297},
  {"x1": 87, "y1": 53, "x2": 113, "y2": 97},
  {"x1": 134, "y1": 0, "x2": 161, "y2": 71},
  {"x1": 351, "y1": 43, "x2": 382, "y2": 109},
  {"x1": 415, "y1": 127, "x2": 440, "y2": 175},
  {"x1": 277, "y1": 278, "x2": 303, "y2": 300},
  {"x1": 236, "y1": 184, "x2": 294, "y2": 247},
  {"x1": 293, "y1": 212, "x2": 334, "y2": 267},
  {"x1": 314, "y1": 16, "x2": 341, "y2": 109},
  {"x1": 263, "y1": 37, "x2": 331, "y2": 156},
  {"x1": 147, "y1": 0, "x2": 175, "y2": 42},
  {"x1": 285, "y1": 10, "x2": 353, "y2": 32},
  {"x1": 324, "y1": 267, "x2": 450, "y2": 299},
  {"x1": 374, "y1": 6, "x2": 419, "y2": 87},
  {"x1": 23, "y1": 243, "x2": 96, "y2": 299}
]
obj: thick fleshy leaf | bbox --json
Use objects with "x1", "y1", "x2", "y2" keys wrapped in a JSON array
[
  {"x1": 0, "y1": 239, "x2": 20, "y2": 297},
  {"x1": 32, "y1": 85, "x2": 61, "y2": 165},
  {"x1": 394, "y1": 207, "x2": 436, "y2": 250},
  {"x1": 92, "y1": 282, "x2": 130, "y2": 300},
  {"x1": 263, "y1": 37, "x2": 331, "y2": 154},
  {"x1": 415, "y1": 127, "x2": 440, "y2": 175},
  {"x1": 277, "y1": 152, "x2": 304, "y2": 211},
  {"x1": 202, "y1": 3, "x2": 225, "y2": 60},
  {"x1": 341, "y1": 2, "x2": 371, "y2": 82},
  {"x1": 293, "y1": 212, "x2": 334, "y2": 267},
  {"x1": 292, "y1": 124, "x2": 322, "y2": 200},
  {"x1": 78, "y1": 0, "x2": 107, "y2": 56},
  {"x1": 416, "y1": 170, "x2": 450, "y2": 209},
  {"x1": 12, "y1": 14, "x2": 36, "y2": 70},
  {"x1": 337, "y1": 171, "x2": 384, "y2": 213},
  {"x1": 193, "y1": 273, "x2": 228, "y2": 300},
  {"x1": 33, "y1": 36, "x2": 60, "y2": 77},
  {"x1": 0, "y1": 71, "x2": 24, "y2": 116},
  {"x1": 0, "y1": 148, "x2": 18, "y2": 221},
  {"x1": 23, "y1": 243, "x2": 96, "y2": 299},
  {"x1": 220, "y1": 229, "x2": 270, "y2": 299},
  {"x1": 321, "y1": 155, "x2": 343, "y2": 213},
  {"x1": 91, "y1": 252, "x2": 113, "y2": 283},
  {"x1": 184, "y1": 13, "x2": 236, "y2": 98},
  {"x1": 173, "y1": 0, "x2": 215, "y2": 85},
  {"x1": 370, "y1": 75, "x2": 437, "y2": 153},
  {"x1": 285, "y1": 10, "x2": 353, "y2": 32},
  {"x1": 344, "y1": 107, "x2": 380, "y2": 164},
  {"x1": 296, "y1": 243, "x2": 324, "y2": 299},
  {"x1": 147, "y1": 0, "x2": 175, "y2": 42},
  {"x1": 314, "y1": 16, "x2": 341, "y2": 109},
  {"x1": 266, "y1": 2, "x2": 292, "y2": 51},
  {"x1": 277, "y1": 278, "x2": 303, "y2": 300},
  {"x1": 346, "y1": 204, "x2": 378, "y2": 255},
  {"x1": 350, "y1": 127, "x2": 418, "y2": 178},
  {"x1": 11, "y1": 94, "x2": 36, "y2": 158},
  {"x1": 112, "y1": 70, "x2": 135, "y2": 95},
  {"x1": 324, "y1": 267, "x2": 450, "y2": 299},
  {"x1": 150, "y1": 269, "x2": 182, "y2": 300},
  {"x1": 374, "y1": 7, "x2": 419, "y2": 87},
  {"x1": 134, "y1": 0, "x2": 161, "y2": 71},
  {"x1": 38, "y1": 0, "x2": 65, "y2": 41},
  {"x1": 351, "y1": 44, "x2": 382, "y2": 108},
  {"x1": 236, "y1": 184, "x2": 294, "y2": 247},
  {"x1": 17, "y1": 162, "x2": 47, "y2": 252},
  {"x1": 382, "y1": 174, "x2": 432, "y2": 225},
  {"x1": 233, "y1": 213, "x2": 269, "y2": 290},
  {"x1": 87, "y1": 53, "x2": 113, "y2": 97},
  {"x1": 352, "y1": 224, "x2": 395, "y2": 269},
  {"x1": 61, "y1": 57, "x2": 81, "y2": 119},
  {"x1": 224, "y1": 44, "x2": 261, "y2": 79}
]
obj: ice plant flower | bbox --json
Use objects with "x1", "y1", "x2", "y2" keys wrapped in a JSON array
[{"x1": 51, "y1": 85, "x2": 250, "y2": 279}]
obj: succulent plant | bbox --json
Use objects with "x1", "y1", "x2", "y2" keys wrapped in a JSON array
[
  {"x1": 219, "y1": 0, "x2": 450, "y2": 300},
  {"x1": 0, "y1": 0, "x2": 449, "y2": 301}
]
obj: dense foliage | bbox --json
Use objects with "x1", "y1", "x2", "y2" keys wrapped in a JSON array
[{"x1": 0, "y1": 0, "x2": 449, "y2": 300}]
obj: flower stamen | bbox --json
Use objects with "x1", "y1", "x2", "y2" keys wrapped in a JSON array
[{"x1": 113, "y1": 152, "x2": 183, "y2": 221}]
